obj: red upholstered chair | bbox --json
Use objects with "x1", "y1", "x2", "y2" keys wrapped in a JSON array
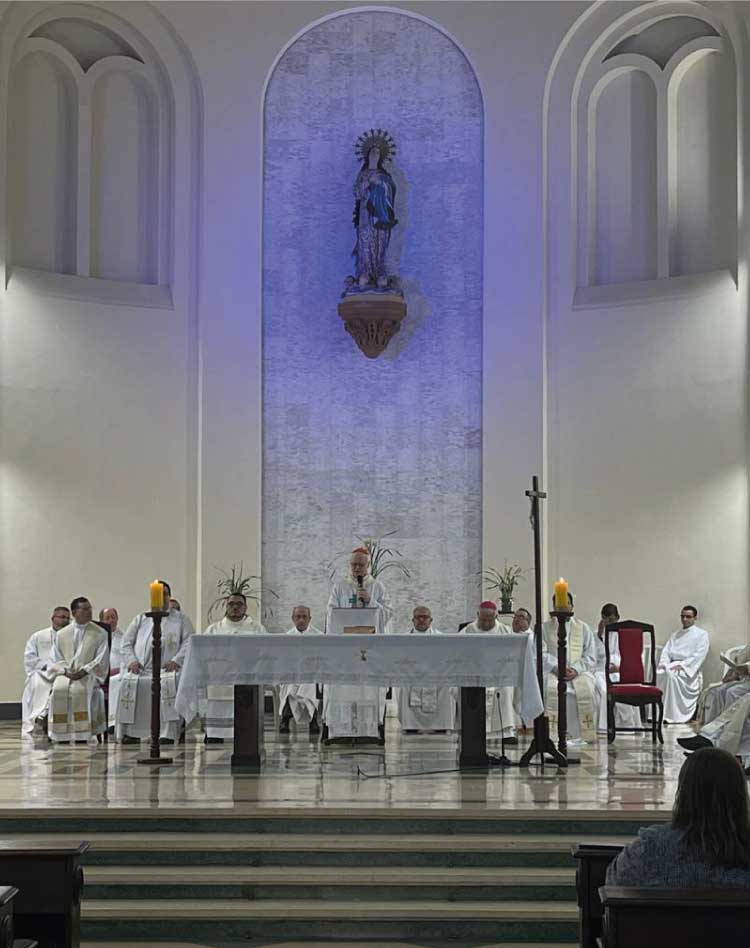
[{"x1": 605, "y1": 620, "x2": 663, "y2": 744}]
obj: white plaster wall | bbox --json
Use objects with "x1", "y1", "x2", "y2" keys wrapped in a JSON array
[{"x1": 2, "y1": 0, "x2": 748, "y2": 702}]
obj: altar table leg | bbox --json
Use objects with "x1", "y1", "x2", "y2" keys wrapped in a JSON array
[
  {"x1": 459, "y1": 687, "x2": 490, "y2": 768},
  {"x1": 231, "y1": 684, "x2": 264, "y2": 772}
]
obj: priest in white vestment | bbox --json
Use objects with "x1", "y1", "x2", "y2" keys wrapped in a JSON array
[
  {"x1": 695, "y1": 643, "x2": 750, "y2": 726},
  {"x1": 461, "y1": 601, "x2": 516, "y2": 742},
  {"x1": 395, "y1": 606, "x2": 455, "y2": 733},
  {"x1": 199, "y1": 593, "x2": 265, "y2": 743},
  {"x1": 543, "y1": 594, "x2": 597, "y2": 743},
  {"x1": 98, "y1": 607, "x2": 123, "y2": 729},
  {"x1": 323, "y1": 547, "x2": 393, "y2": 743},
  {"x1": 115, "y1": 581, "x2": 195, "y2": 744},
  {"x1": 593, "y1": 603, "x2": 640, "y2": 733},
  {"x1": 48, "y1": 597, "x2": 109, "y2": 744},
  {"x1": 679, "y1": 692, "x2": 750, "y2": 768},
  {"x1": 22, "y1": 605, "x2": 70, "y2": 735},
  {"x1": 656, "y1": 606, "x2": 710, "y2": 723},
  {"x1": 280, "y1": 605, "x2": 323, "y2": 734}
]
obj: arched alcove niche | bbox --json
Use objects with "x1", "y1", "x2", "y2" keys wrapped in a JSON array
[
  {"x1": 573, "y1": 5, "x2": 737, "y2": 293},
  {"x1": 0, "y1": 2, "x2": 200, "y2": 307},
  {"x1": 262, "y1": 9, "x2": 483, "y2": 630}
]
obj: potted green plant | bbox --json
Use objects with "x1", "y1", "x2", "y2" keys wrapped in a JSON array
[
  {"x1": 325, "y1": 530, "x2": 411, "y2": 582},
  {"x1": 206, "y1": 562, "x2": 279, "y2": 623},
  {"x1": 482, "y1": 562, "x2": 529, "y2": 614}
]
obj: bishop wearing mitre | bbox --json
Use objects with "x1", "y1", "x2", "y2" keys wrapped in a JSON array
[{"x1": 323, "y1": 547, "x2": 393, "y2": 743}]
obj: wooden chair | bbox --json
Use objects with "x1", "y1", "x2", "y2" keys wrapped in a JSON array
[
  {"x1": 605, "y1": 620, "x2": 663, "y2": 744},
  {"x1": 571, "y1": 841, "x2": 625, "y2": 948},
  {"x1": 0, "y1": 841, "x2": 88, "y2": 948},
  {"x1": 599, "y1": 885, "x2": 750, "y2": 947}
]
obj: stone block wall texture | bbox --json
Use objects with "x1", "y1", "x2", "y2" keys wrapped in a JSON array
[{"x1": 262, "y1": 10, "x2": 482, "y2": 633}]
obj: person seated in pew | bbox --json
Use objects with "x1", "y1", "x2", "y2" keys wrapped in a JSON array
[
  {"x1": 48, "y1": 597, "x2": 109, "y2": 745},
  {"x1": 606, "y1": 748, "x2": 750, "y2": 887},
  {"x1": 279, "y1": 605, "x2": 323, "y2": 735},
  {"x1": 115, "y1": 581, "x2": 194, "y2": 745},
  {"x1": 394, "y1": 606, "x2": 455, "y2": 735},
  {"x1": 695, "y1": 642, "x2": 750, "y2": 727},
  {"x1": 593, "y1": 603, "x2": 640, "y2": 734},
  {"x1": 460, "y1": 601, "x2": 516, "y2": 744},
  {"x1": 657, "y1": 605, "x2": 710, "y2": 723},
  {"x1": 98, "y1": 607, "x2": 123, "y2": 732},
  {"x1": 199, "y1": 592, "x2": 265, "y2": 744},
  {"x1": 21, "y1": 605, "x2": 70, "y2": 736},
  {"x1": 542, "y1": 592, "x2": 596, "y2": 745}
]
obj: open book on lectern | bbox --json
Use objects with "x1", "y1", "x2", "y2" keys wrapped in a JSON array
[{"x1": 328, "y1": 607, "x2": 378, "y2": 635}]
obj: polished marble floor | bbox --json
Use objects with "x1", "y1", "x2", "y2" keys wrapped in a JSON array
[{"x1": 0, "y1": 717, "x2": 698, "y2": 815}]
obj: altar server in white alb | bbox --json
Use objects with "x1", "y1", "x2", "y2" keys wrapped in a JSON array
[
  {"x1": 593, "y1": 603, "x2": 639, "y2": 733},
  {"x1": 48, "y1": 597, "x2": 109, "y2": 744},
  {"x1": 656, "y1": 605, "x2": 710, "y2": 723},
  {"x1": 280, "y1": 605, "x2": 323, "y2": 734},
  {"x1": 115, "y1": 581, "x2": 195, "y2": 744},
  {"x1": 543, "y1": 593, "x2": 597, "y2": 743},
  {"x1": 200, "y1": 593, "x2": 265, "y2": 743},
  {"x1": 99, "y1": 607, "x2": 124, "y2": 730},
  {"x1": 395, "y1": 606, "x2": 455, "y2": 734},
  {"x1": 323, "y1": 547, "x2": 393, "y2": 742},
  {"x1": 461, "y1": 601, "x2": 516, "y2": 741},
  {"x1": 22, "y1": 605, "x2": 70, "y2": 736}
]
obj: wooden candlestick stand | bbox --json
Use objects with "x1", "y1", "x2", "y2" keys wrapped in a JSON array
[
  {"x1": 519, "y1": 476, "x2": 567, "y2": 769},
  {"x1": 551, "y1": 609, "x2": 573, "y2": 759},
  {"x1": 137, "y1": 610, "x2": 173, "y2": 766}
]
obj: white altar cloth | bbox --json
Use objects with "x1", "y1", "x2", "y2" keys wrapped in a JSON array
[{"x1": 175, "y1": 633, "x2": 543, "y2": 725}]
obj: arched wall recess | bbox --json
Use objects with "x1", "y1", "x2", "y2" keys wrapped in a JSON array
[{"x1": 0, "y1": 2, "x2": 189, "y2": 307}]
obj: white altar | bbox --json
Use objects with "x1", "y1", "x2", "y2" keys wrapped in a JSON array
[{"x1": 174, "y1": 632, "x2": 543, "y2": 725}]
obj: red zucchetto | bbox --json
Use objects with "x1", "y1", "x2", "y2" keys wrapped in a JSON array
[
  {"x1": 479, "y1": 600, "x2": 497, "y2": 610},
  {"x1": 351, "y1": 547, "x2": 370, "y2": 555}
]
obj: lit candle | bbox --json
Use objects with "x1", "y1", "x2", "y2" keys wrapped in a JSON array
[
  {"x1": 150, "y1": 580, "x2": 164, "y2": 612},
  {"x1": 554, "y1": 578, "x2": 569, "y2": 611}
]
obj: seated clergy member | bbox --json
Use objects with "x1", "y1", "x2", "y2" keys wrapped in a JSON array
[
  {"x1": 323, "y1": 547, "x2": 393, "y2": 743},
  {"x1": 280, "y1": 605, "x2": 323, "y2": 734},
  {"x1": 679, "y1": 691, "x2": 750, "y2": 769},
  {"x1": 48, "y1": 597, "x2": 109, "y2": 744},
  {"x1": 542, "y1": 593, "x2": 596, "y2": 744},
  {"x1": 395, "y1": 606, "x2": 455, "y2": 734},
  {"x1": 510, "y1": 607, "x2": 534, "y2": 731},
  {"x1": 99, "y1": 607, "x2": 123, "y2": 730},
  {"x1": 657, "y1": 605, "x2": 709, "y2": 723},
  {"x1": 115, "y1": 581, "x2": 195, "y2": 745},
  {"x1": 696, "y1": 642, "x2": 750, "y2": 727},
  {"x1": 200, "y1": 593, "x2": 265, "y2": 744},
  {"x1": 593, "y1": 602, "x2": 639, "y2": 733},
  {"x1": 461, "y1": 601, "x2": 516, "y2": 742},
  {"x1": 22, "y1": 605, "x2": 70, "y2": 736}
]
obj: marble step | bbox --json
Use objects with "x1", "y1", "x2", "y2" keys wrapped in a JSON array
[{"x1": 84, "y1": 864, "x2": 576, "y2": 901}]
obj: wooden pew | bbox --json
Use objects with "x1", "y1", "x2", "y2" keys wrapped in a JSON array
[
  {"x1": 599, "y1": 886, "x2": 750, "y2": 947},
  {"x1": 571, "y1": 841, "x2": 624, "y2": 948},
  {"x1": 0, "y1": 885, "x2": 37, "y2": 948},
  {"x1": 0, "y1": 841, "x2": 88, "y2": 948}
]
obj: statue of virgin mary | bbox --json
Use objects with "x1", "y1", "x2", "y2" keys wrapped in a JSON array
[{"x1": 349, "y1": 129, "x2": 399, "y2": 291}]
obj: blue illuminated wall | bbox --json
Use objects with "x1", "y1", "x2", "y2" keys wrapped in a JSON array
[{"x1": 262, "y1": 10, "x2": 482, "y2": 632}]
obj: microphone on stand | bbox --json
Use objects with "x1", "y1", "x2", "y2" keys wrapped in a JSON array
[{"x1": 357, "y1": 574, "x2": 365, "y2": 607}]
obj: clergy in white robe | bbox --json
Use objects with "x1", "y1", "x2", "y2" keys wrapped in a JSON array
[
  {"x1": 461, "y1": 602, "x2": 516, "y2": 740},
  {"x1": 679, "y1": 692, "x2": 750, "y2": 765},
  {"x1": 48, "y1": 598, "x2": 109, "y2": 743},
  {"x1": 200, "y1": 594, "x2": 266, "y2": 742},
  {"x1": 322, "y1": 548, "x2": 393, "y2": 742},
  {"x1": 21, "y1": 605, "x2": 70, "y2": 735},
  {"x1": 280, "y1": 605, "x2": 323, "y2": 733},
  {"x1": 543, "y1": 599, "x2": 597, "y2": 743},
  {"x1": 115, "y1": 581, "x2": 195, "y2": 743},
  {"x1": 98, "y1": 607, "x2": 123, "y2": 729},
  {"x1": 593, "y1": 604, "x2": 640, "y2": 733},
  {"x1": 696, "y1": 643, "x2": 750, "y2": 726},
  {"x1": 395, "y1": 606, "x2": 455, "y2": 733},
  {"x1": 656, "y1": 606, "x2": 710, "y2": 723}
]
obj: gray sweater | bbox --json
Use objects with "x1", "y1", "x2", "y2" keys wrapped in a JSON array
[{"x1": 606, "y1": 824, "x2": 750, "y2": 888}]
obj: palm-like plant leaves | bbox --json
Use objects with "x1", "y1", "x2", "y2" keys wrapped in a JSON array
[
  {"x1": 206, "y1": 561, "x2": 279, "y2": 622},
  {"x1": 325, "y1": 530, "x2": 411, "y2": 582}
]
